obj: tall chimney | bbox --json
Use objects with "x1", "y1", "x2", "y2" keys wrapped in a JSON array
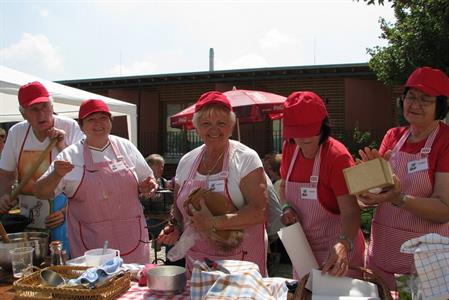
[{"x1": 209, "y1": 48, "x2": 214, "y2": 71}]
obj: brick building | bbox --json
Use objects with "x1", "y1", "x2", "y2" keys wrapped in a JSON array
[{"x1": 60, "y1": 63, "x2": 401, "y2": 178}]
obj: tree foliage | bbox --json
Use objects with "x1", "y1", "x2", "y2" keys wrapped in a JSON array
[{"x1": 365, "y1": 0, "x2": 449, "y2": 85}]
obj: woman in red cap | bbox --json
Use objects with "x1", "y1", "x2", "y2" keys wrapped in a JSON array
[
  {"x1": 280, "y1": 91, "x2": 365, "y2": 279},
  {"x1": 34, "y1": 99, "x2": 157, "y2": 264},
  {"x1": 158, "y1": 91, "x2": 268, "y2": 277},
  {"x1": 358, "y1": 67, "x2": 449, "y2": 295}
]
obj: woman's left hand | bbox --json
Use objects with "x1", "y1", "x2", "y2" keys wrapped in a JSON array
[
  {"x1": 358, "y1": 174, "x2": 402, "y2": 207},
  {"x1": 189, "y1": 198, "x2": 216, "y2": 233},
  {"x1": 321, "y1": 242, "x2": 350, "y2": 277}
]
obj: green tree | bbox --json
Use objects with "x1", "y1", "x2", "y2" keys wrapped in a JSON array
[{"x1": 366, "y1": 0, "x2": 449, "y2": 85}]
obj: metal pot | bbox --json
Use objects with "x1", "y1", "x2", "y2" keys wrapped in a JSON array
[
  {"x1": 0, "y1": 232, "x2": 49, "y2": 271},
  {"x1": 147, "y1": 265, "x2": 186, "y2": 294}
]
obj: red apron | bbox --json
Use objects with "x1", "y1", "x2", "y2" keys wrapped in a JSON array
[
  {"x1": 67, "y1": 139, "x2": 150, "y2": 263},
  {"x1": 285, "y1": 145, "x2": 365, "y2": 279},
  {"x1": 367, "y1": 124, "x2": 449, "y2": 290},
  {"x1": 177, "y1": 142, "x2": 267, "y2": 278}
]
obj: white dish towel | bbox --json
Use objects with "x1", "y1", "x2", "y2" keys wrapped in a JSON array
[{"x1": 401, "y1": 233, "x2": 449, "y2": 300}]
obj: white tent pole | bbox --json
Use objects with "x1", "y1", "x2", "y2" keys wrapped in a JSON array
[{"x1": 236, "y1": 118, "x2": 241, "y2": 141}]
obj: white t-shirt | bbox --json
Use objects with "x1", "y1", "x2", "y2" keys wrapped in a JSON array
[
  {"x1": 175, "y1": 140, "x2": 263, "y2": 208},
  {"x1": 43, "y1": 135, "x2": 154, "y2": 198},
  {"x1": 0, "y1": 115, "x2": 84, "y2": 172}
]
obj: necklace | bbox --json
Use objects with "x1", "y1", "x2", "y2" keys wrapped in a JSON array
[{"x1": 203, "y1": 151, "x2": 225, "y2": 175}]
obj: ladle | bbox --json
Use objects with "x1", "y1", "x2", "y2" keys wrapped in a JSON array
[{"x1": 40, "y1": 268, "x2": 67, "y2": 287}]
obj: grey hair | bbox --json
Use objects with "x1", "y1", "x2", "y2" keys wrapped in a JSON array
[
  {"x1": 192, "y1": 104, "x2": 236, "y2": 128},
  {"x1": 19, "y1": 96, "x2": 54, "y2": 114},
  {"x1": 146, "y1": 153, "x2": 165, "y2": 167}
]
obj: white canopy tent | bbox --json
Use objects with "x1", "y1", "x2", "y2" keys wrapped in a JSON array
[{"x1": 0, "y1": 65, "x2": 138, "y2": 145}]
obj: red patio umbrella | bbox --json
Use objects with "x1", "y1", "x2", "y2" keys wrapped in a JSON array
[{"x1": 170, "y1": 89, "x2": 286, "y2": 139}]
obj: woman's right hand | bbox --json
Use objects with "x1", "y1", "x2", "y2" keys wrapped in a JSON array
[
  {"x1": 53, "y1": 160, "x2": 74, "y2": 177},
  {"x1": 358, "y1": 147, "x2": 393, "y2": 162},
  {"x1": 157, "y1": 225, "x2": 181, "y2": 246},
  {"x1": 281, "y1": 207, "x2": 298, "y2": 226}
]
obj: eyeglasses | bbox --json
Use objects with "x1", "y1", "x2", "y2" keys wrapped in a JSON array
[{"x1": 403, "y1": 94, "x2": 436, "y2": 107}]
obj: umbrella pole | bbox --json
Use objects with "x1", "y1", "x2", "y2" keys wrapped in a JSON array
[{"x1": 237, "y1": 118, "x2": 241, "y2": 142}]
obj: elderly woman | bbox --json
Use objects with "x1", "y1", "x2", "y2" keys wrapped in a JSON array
[
  {"x1": 158, "y1": 91, "x2": 268, "y2": 276},
  {"x1": 280, "y1": 91, "x2": 365, "y2": 279},
  {"x1": 358, "y1": 67, "x2": 449, "y2": 293},
  {"x1": 34, "y1": 99, "x2": 157, "y2": 263}
]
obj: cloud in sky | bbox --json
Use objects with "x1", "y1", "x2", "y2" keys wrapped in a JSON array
[
  {"x1": 0, "y1": 33, "x2": 63, "y2": 75},
  {"x1": 1, "y1": 1, "x2": 395, "y2": 80}
]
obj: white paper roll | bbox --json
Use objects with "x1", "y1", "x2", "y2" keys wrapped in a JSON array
[{"x1": 277, "y1": 222, "x2": 318, "y2": 278}]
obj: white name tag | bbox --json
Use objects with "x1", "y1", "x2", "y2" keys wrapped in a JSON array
[
  {"x1": 300, "y1": 187, "x2": 318, "y2": 200},
  {"x1": 407, "y1": 158, "x2": 428, "y2": 174},
  {"x1": 109, "y1": 161, "x2": 127, "y2": 173},
  {"x1": 208, "y1": 179, "x2": 225, "y2": 192}
]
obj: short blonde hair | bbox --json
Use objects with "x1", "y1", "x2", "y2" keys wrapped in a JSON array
[{"x1": 192, "y1": 104, "x2": 236, "y2": 129}]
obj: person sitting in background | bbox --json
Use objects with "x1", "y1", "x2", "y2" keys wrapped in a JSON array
[
  {"x1": 263, "y1": 153, "x2": 282, "y2": 196},
  {"x1": 146, "y1": 153, "x2": 171, "y2": 190},
  {"x1": 157, "y1": 91, "x2": 268, "y2": 277},
  {"x1": 358, "y1": 66, "x2": 449, "y2": 297},
  {"x1": 34, "y1": 99, "x2": 157, "y2": 263}
]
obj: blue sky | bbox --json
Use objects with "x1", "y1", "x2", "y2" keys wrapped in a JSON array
[{"x1": 1, "y1": 0, "x2": 395, "y2": 81}]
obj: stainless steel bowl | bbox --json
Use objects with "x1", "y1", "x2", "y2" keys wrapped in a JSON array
[
  {"x1": 147, "y1": 265, "x2": 186, "y2": 294},
  {"x1": 0, "y1": 232, "x2": 49, "y2": 270}
]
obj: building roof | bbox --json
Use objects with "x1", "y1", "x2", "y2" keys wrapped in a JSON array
[{"x1": 59, "y1": 63, "x2": 374, "y2": 89}]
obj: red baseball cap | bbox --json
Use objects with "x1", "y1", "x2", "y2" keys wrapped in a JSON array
[
  {"x1": 195, "y1": 91, "x2": 232, "y2": 112},
  {"x1": 405, "y1": 67, "x2": 449, "y2": 97},
  {"x1": 18, "y1": 81, "x2": 50, "y2": 108},
  {"x1": 78, "y1": 99, "x2": 111, "y2": 120},
  {"x1": 283, "y1": 91, "x2": 328, "y2": 138}
]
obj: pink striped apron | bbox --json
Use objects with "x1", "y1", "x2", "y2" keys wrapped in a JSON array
[
  {"x1": 367, "y1": 124, "x2": 449, "y2": 291},
  {"x1": 67, "y1": 139, "x2": 150, "y2": 263},
  {"x1": 177, "y1": 143, "x2": 268, "y2": 278},
  {"x1": 285, "y1": 145, "x2": 365, "y2": 279}
]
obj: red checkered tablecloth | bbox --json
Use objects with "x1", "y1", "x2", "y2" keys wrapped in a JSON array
[{"x1": 118, "y1": 281, "x2": 191, "y2": 300}]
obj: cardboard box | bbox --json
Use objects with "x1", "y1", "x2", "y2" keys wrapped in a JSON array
[{"x1": 343, "y1": 157, "x2": 394, "y2": 195}]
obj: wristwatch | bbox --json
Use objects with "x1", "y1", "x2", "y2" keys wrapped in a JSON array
[{"x1": 338, "y1": 235, "x2": 354, "y2": 252}]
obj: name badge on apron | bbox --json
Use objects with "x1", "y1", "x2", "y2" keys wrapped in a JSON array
[
  {"x1": 300, "y1": 187, "x2": 318, "y2": 200},
  {"x1": 407, "y1": 158, "x2": 428, "y2": 174},
  {"x1": 208, "y1": 179, "x2": 225, "y2": 192},
  {"x1": 109, "y1": 160, "x2": 126, "y2": 173}
]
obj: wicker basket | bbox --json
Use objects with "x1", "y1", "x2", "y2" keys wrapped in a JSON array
[
  {"x1": 293, "y1": 266, "x2": 392, "y2": 300},
  {"x1": 13, "y1": 265, "x2": 130, "y2": 300}
]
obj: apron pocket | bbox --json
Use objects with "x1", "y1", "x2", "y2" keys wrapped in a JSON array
[{"x1": 79, "y1": 215, "x2": 144, "y2": 256}]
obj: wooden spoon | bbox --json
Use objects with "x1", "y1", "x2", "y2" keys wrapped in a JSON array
[
  {"x1": 0, "y1": 222, "x2": 10, "y2": 243},
  {"x1": 10, "y1": 138, "x2": 57, "y2": 200}
]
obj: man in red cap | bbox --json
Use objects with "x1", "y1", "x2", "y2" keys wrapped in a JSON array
[
  {"x1": 358, "y1": 66, "x2": 449, "y2": 298},
  {"x1": 279, "y1": 91, "x2": 365, "y2": 280},
  {"x1": 34, "y1": 99, "x2": 157, "y2": 263},
  {"x1": 0, "y1": 81, "x2": 84, "y2": 231}
]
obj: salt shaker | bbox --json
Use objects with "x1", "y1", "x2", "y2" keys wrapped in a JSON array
[{"x1": 49, "y1": 240, "x2": 65, "y2": 266}]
